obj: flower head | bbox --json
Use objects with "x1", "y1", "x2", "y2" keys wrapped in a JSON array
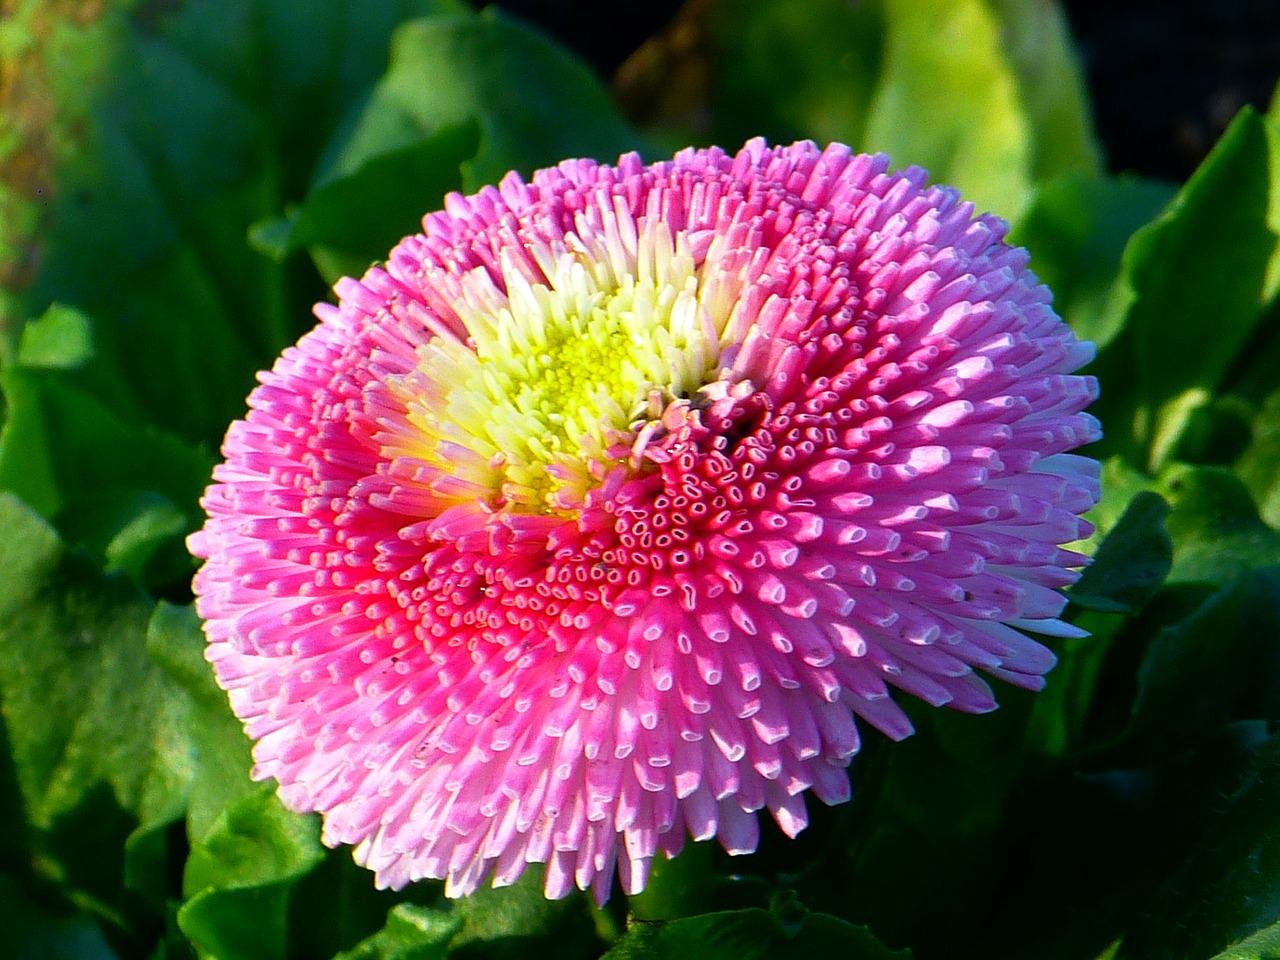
[{"x1": 189, "y1": 139, "x2": 1101, "y2": 903}]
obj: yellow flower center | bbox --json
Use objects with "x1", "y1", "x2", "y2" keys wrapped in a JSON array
[{"x1": 387, "y1": 218, "x2": 739, "y2": 515}]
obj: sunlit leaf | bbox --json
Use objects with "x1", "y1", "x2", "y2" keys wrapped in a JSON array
[
  {"x1": 1237, "y1": 390, "x2": 1280, "y2": 529},
  {"x1": 348, "y1": 10, "x2": 645, "y2": 198},
  {"x1": 333, "y1": 904, "x2": 462, "y2": 960},
  {"x1": 0, "y1": 493, "x2": 191, "y2": 932},
  {"x1": 178, "y1": 785, "x2": 325, "y2": 960},
  {"x1": 713, "y1": 0, "x2": 1099, "y2": 219},
  {"x1": 1089, "y1": 109, "x2": 1280, "y2": 472}
]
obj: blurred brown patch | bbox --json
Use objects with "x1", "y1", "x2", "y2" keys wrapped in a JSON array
[
  {"x1": 612, "y1": 0, "x2": 715, "y2": 143},
  {"x1": 0, "y1": 0, "x2": 109, "y2": 300}
]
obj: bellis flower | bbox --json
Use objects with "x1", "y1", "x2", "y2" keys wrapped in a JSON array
[{"x1": 189, "y1": 139, "x2": 1102, "y2": 905}]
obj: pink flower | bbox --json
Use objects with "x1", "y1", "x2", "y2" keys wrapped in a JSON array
[{"x1": 189, "y1": 139, "x2": 1101, "y2": 904}]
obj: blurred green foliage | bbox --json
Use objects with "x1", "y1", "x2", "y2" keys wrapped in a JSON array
[{"x1": 1, "y1": 1, "x2": 1279, "y2": 959}]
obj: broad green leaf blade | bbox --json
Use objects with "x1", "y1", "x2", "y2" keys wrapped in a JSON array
[
  {"x1": 604, "y1": 900, "x2": 910, "y2": 960},
  {"x1": 332, "y1": 904, "x2": 462, "y2": 960},
  {"x1": 1025, "y1": 487, "x2": 1172, "y2": 760},
  {"x1": 711, "y1": 0, "x2": 885, "y2": 151},
  {"x1": 1238, "y1": 391, "x2": 1280, "y2": 528},
  {"x1": 252, "y1": 120, "x2": 480, "y2": 285},
  {"x1": 1123, "y1": 567, "x2": 1280, "y2": 751},
  {"x1": 1089, "y1": 108, "x2": 1280, "y2": 473},
  {"x1": 0, "y1": 494, "x2": 185, "y2": 828},
  {"x1": 151, "y1": 607, "x2": 408, "y2": 960},
  {"x1": 1208, "y1": 918, "x2": 1280, "y2": 960},
  {"x1": 981, "y1": 721, "x2": 1274, "y2": 960},
  {"x1": 1116, "y1": 733, "x2": 1280, "y2": 960},
  {"x1": 1078, "y1": 456, "x2": 1166, "y2": 555},
  {"x1": 861, "y1": 0, "x2": 1035, "y2": 217},
  {"x1": 0, "y1": 493, "x2": 193, "y2": 931},
  {"x1": 444, "y1": 871, "x2": 604, "y2": 959},
  {"x1": 712, "y1": 0, "x2": 1099, "y2": 220},
  {"x1": 178, "y1": 785, "x2": 326, "y2": 960},
  {"x1": 790, "y1": 700, "x2": 1038, "y2": 956},
  {"x1": 0, "y1": 307, "x2": 214, "y2": 594},
  {"x1": 150, "y1": 606, "x2": 415, "y2": 960},
  {"x1": 1068, "y1": 492, "x2": 1172, "y2": 614},
  {"x1": 1021, "y1": 612, "x2": 1122, "y2": 761},
  {"x1": 12, "y1": 302, "x2": 95, "y2": 369},
  {"x1": 255, "y1": 5, "x2": 647, "y2": 284},
  {"x1": 182, "y1": 785, "x2": 323, "y2": 896},
  {"x1": 1099, "y1": 469, "x2": 1280, "y2": 753},
  {"x1": 9, "y1": 0, "x2": 469, "y2": 455},
  {"x1": 626, "y1": 841, "x2": 718, "y2": 921},
  {"x1": 985, "y1": 0, "x2": 1101, "y2": 182},
  {"x1": 363, "y1": 11, "x2": 646, "y2": 195},
  {"x1": 1010, "y1": 173, "x2": 1176, "y2": 347},
  {"x1": 1160, "y1": 466, "x2": 1280, "y2": 586},
  {"x1": 144, "y1": 602, "x2": 255, "y2": 843}
]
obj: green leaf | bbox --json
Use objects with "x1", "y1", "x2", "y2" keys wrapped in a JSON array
[
  {"x1": 286, "y1": 851, "x2": 424, "y2": 960},
  {"x1": 0, "y1": 493, "x2": 192, "y2": 929},
  {"x1": 1068, "y1": 492, "x2": 1172, "y2": 614},
  {"x1": 1027, "y1": 483, "x2": 1173, "y2": 760},
  {"x1": 145, "y1": 602, "x2": 255, "y2": 843},
  {"x1": 604, "y1": 898, "x2": 910, "y2": 960},
  {"x1": 178, "y1": 785, "x2": 326, "y2": 960},
  {"x1": 861, "y1": 0, "x2": 1088, "y2": 217},
  {"x1": 182, "y1": 785, "x2": 323, "y2": 896},
  {"x1": 1161, "y1": 466, "x2": 1280, "y2": 586},
  {"x1": 710, "y1": 0, "x2": 886, "y2": 151},
  {"x1": 980, "y1": 721, "x2": 1274, "y2": 960},
  {"x1": 1237, "y1": 390, "x2": 1280, "y2": 530},
  {"x1": 1022, "y1": 611, "x2": 1124, "y2": 761},
  {"x1": 1116, "y1": 733, "x2": 1280, "y2": 960},
  {"x1": 1077, "y1": 456, "x2": 1163, "y2": 552},
  {"x1": 0, "y1": 306, "x2": 214, "y2": 594},
  {"x1": 1170, "y1": 394, "x2": 1257, "y2": 467},
  {"x1": 1093, "y1": 471, "x2": 1280, "y2": 754},
  {"x1": 787, "y1": 700, "x2": 1037, "y2": 955},
  {"x1": 1010, "y1": 173, "x2": 1176, "y2": 347},
  {"x1": 626, "y1": 841, "x2": 719, "y2": 921},
  {"x1": 1123, "y1": 567, "x2": 1280, "y2": 750},
  {"x1": 12, "y1": 302, "x2": 94, "y2": 369},
  {"x1": 713, "y1": 0, "x2": 1099, "y2": 220},
  {"x1": 0, "y1": 493, "x2": 185, "y2": 828},
  {"x1": 1208, "y1": 918, "x2": 1280, "y2": 960},
  {"x1": 984, "y1": 0, "x2": 1102, "y2": 182},
  {"x1": 251, "y1": 119, "x2": 480, "y2": 285},
  {"x1": 1089, "y1": 108, "x2": 1280, "y2": 473},
  {"x1": 444, "y1": 870, "x2": 603, "y2": 960},
  {"x1": 332, "y1": 903, "x2": 462, "y2": 960},
  {"x1": 255, "y1": 7, "x2": 645, "y2": 283},
  {"x1": 12, "y1": 0, "x2": 468, "y2": 455},
  {"x1": 350, "y1": 11, "x2": 645, "y2": 197},
  {"x1": 150, "y1": 603, "x2": 408, "y2": 960}
]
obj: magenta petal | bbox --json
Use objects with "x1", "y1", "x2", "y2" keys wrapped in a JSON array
[{"x1": 190, "y1": 138, "x2": 1101, "y2": 903}]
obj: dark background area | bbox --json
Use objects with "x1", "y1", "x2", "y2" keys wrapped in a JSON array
[
  {"x1": 471, "y1": 0, "x2": 1280, "y2": 183},
  {"x1": 1066, "y1": 0, "x2": 1280, "y2": 180}
]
